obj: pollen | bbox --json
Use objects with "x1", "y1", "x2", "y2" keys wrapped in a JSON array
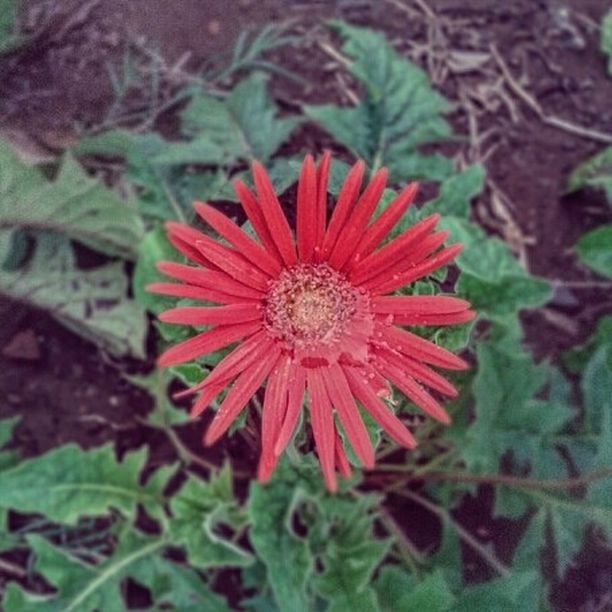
[{"x1": 265, "y1": 263, "x2": 359, "y2": 346}]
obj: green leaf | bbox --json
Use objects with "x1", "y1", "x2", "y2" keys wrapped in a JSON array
[
  {"x1": 0, "y1": 0, "x2": 24, "y2": 55},
  {"x1": 601, "y1": 11, "x2": 612, "y2": 75},
  {"x1": 0, "y1": 235, "x2": 147, "y2": 357},
  {"x1": 5, "y1": 531, "x2": 167, "y2": 612},
  {"x1": 0, "y1": 142, "x2": 144, "y2": 259},
  {"x1": 452, "y1": 571, "x2": 541, "y2": 612},
  {"x1": 170, "y1": 466, "x2": 253, "y2": 568},
  {"x1": 304, "y1": 21, "x2": 453, "y2": 182},
  {"x1": 156, "y1": 73, "x2": 299, "y2": 166},
  {"x1": 375, "y1": 567, "x2": 455, "y2": 612},
  {"x1": 0, "y1": 443, "x2": 173, "y2": 524},
  {"x1": 423, "y1": 165, "x2": 485, "y2": 218},
  {"x1": 561, "y1": 314, "x2": 612, "y2": 373},
  {"x1": 567, "y1": 146, "x2": 612, "y2": 204},
  {"x1": 248, "y1": 465, "x2": 313, "y2": 612},
  {"x1": 440, "y1": 217, "x2": 551, "y2": 318},
  {"x1": 575, "y1": 224, "x2": 612, "y2": 278}
]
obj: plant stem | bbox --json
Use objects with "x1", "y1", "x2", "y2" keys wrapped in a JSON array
[
  {"x1": 397, "y1": 489, "x2": 510, "y2": 577},
  {"x1": 379, "y1": 508, "x2": 423, "y2": 575}
]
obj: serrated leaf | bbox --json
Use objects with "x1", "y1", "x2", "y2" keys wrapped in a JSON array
[
  {"x1": 423, "y1": 165, "x2": 485, "y2": 217},
  {"x1": 575, "y1": 224, "x2": 612, "y2": 278},
  {"x1": 440, "y1": 217, "x2": 550, "y2": 318},
  {"x1": 170, "y1": 466, "x2": 253, "y2": 568},
  {"x1": 6, "y1": 531, "x2": 167, "y2": 612},
  {"x1": 248, "y1": 466, "x2": 313, "y2": 611},
  {"x1": 156, "y1": 73, "x2": 299, "y2": 166},
  {"x1": 304, "y1": 21, "x2": 453, "y2": 182},
  {"x1": 567, "y1": 146, "x2": 612, "y2": 203},
  {"x1": 0, "y1": 235, "x2": 147, "y2": 357},
  {"x1": 0, "y1": 443, "x2": 173, "y2": 524},
  {"x1": 562, "y1": 314, "x2": 612, "y2": 373},
  {"x1": 0, "y1": 142, "x2": 144, "y2": 259},
  {"x1": 375, "y1": 567, "x2": 455, "y2": 612}
]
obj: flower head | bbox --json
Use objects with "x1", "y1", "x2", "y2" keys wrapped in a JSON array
[{"x1": 149, "y1": 154, "x2": 475, "y2": 491}]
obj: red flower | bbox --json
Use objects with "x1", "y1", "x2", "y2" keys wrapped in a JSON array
[{"x1": 149, "y1": 154, "x2": 475, "y2": 491}]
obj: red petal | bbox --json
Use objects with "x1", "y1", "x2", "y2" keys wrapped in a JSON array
[
  {"x1": 376, "y1": 310, "x2": 477, "y2": 326},
  {"x1": 349, "y1": 213, "x2": 440, "y2": 283},
  {"x1": 204, "y1": 345, "x2": 281, "y2": 446},
  {"x1": 334, "y1": 428, "x2": 352, "y2": 478},
  {"x1": 258, "y1": 354, "x2": 292, "y2": 483},
  {"x1": 351, "y1": 182, "x2": 419, "y2": 262},
  {"x1": 234, "y1": 179, "x2": 282, "y2": 260},
  {"x1": 189, "y1": 380, "x2": 226, "y2": 418},
  {"x1": 374, "y1": 244, "x2": 463, "y2": 294},
  {"x1": 358, "y1": 230, "x2": 449, "y2": 289},
  {"x1": 321, "y1": 160, "x2": 365, "y2": 259},
  {"x1": 374, "y1": 346, "x2": 458, "y2": 398},
  {"x1": 274, "y1": 364, "x2": 306, "y2": 456},
  {"x1": 156, "y1": 262, "x2": 264, "y2": 300},
  {"x1": 159, "y1": 303, "x2": 262, "y2": 326},
  {"x1": 157, "y1": 321, "x2": 261, "y2": 367},
  {"x1": 146, "y1": 282, "x2": 243, "y2": 305},
  {"x1": 180, "y1": 330, "x2": 275, "y2": 405},
  {"x1": 314, "y1": 151, "x2": 331, "y2": 258},
  {"x1": 322, "y1": 364, "x2": 375, "y2": 469},
  {"x1": 166, "y1": 222, "x2": 217, "y2": 268},
  {"x1": 376, "y1": 360, "x2": 451, "y2": 424},
  {"x1": 252, "y1": 160, "x2": 297, "y2": 267},
  {"x1": 329, "y1": 168, "x2": 388, "y2": 270},
  {"x1": 343, "y1": 365, "x2": 417, "y2": 448},
  {"x1": 307, "y1": 368, "x2": 337, "y2": 492},
  {"x1": 193, "y1": 202, "x2": 281, "y2": 276},
  {"x1": 194, "y1": 237, "x2": 269, "y2": 292},
  {"x1": 374, "y1": 323, "x2": 468, "y2": 370},
  {"x1": 296, "y1": 154, "x2": 318, "y2": 263},
  {"x1": 373, "y1": 295, "x2": 470, "y2": 315}
]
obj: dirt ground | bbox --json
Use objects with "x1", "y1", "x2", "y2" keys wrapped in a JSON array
[{"x1": 1, "y1": 0, "x2": 612, "y2": 609}]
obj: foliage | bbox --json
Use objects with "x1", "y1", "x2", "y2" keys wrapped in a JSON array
[
  {"x1": 1, "y1": 17, "x2": 611, "y2": 612},
  {"x1": 575, "y1": 223, "x2": 612, "y2": 278},
  {"x1": 0, "y1": 0, "x2": 23, "y2": 55},
  {"x1": 567, "y1": 146, "x2": 612, "y2": 205},
  {"x1": 305, "y1": 21, "x2": 453, "y2": 182}
]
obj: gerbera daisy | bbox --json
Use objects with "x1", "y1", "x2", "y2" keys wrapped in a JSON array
[{"x1": 148, "y1": 154, "x2": 475, "y2": 491}]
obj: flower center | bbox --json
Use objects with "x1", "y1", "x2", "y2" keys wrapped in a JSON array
[{"x1": 265, "y1": 263, "x2": 359, "y2": 346}]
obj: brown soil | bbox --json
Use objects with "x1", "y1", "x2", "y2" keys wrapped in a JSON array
[{"x1": 1, "y1": 0, "x2": 612, "y2": 609}]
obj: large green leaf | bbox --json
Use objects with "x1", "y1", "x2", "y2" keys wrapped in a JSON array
[
  {"x1": 0, "y1": 142, "x2": 144, "y2": 259},
  {"x1": 0, "y1": 443, "x2": 173, "y2": 524},
  {"x1": 567, "y1": 147, "x2": 612, "y2": 204},
  {"x1": 0, "y1": 235, "x2": 147, "y2": 357},
  {"x1": 305, "y1": 21, "x2": 453, "y2": 182},
  {"x1": 155, "y1": 72, "x2": 299, "y2": 166},
  {"x1": 170, "y1": 466, "x2": 253, "y2": 568},
  {"x1": 1, "y1": 531, "x2": 200, "y2": 612},
  {"x1": 575, "y1": 224, "x2": 612, "y2": 278}
]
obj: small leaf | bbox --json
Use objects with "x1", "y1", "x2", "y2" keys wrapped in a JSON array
[
  {"x1": 423, "y1": 165, "x2": 485, "y2": 217},
  {"x1": 0, "y1": 415, "x2": 20, "y2": 472},
  {"x1": 157, "y1": 73, "x2": 299, "y2": 166},
  {"x1": 170, "y1": 466, "x2": 253, "y2": 568},
  {"x1": 575, "y1": 224, "x2": 612, "y2": 278},
  {"x1": 567, "y1": 146, "x2": 612, "y2": 204}
]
